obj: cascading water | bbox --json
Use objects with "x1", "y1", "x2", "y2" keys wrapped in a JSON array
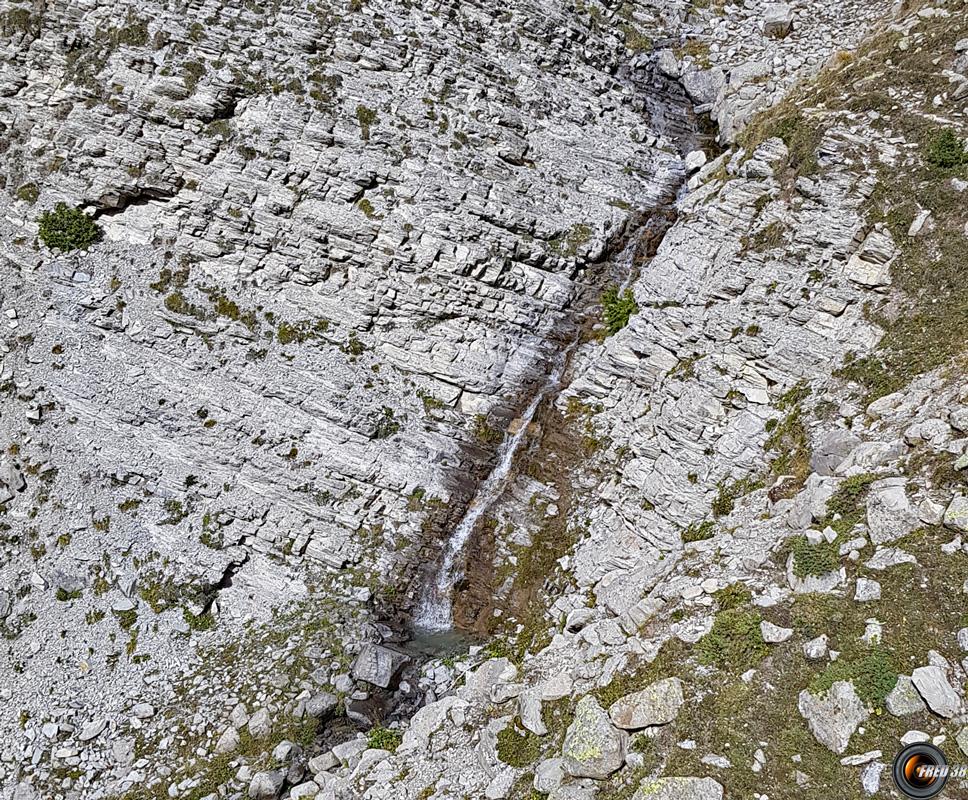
[{"x1": 413, "y1": 341, "x2": 577, "y2": 632}]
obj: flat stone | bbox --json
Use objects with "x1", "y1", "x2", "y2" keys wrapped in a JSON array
[
  {"x1": 608, "y1": 678, "x2": 685, "y2": 729},
  {"x1": 631, "y1": 777, "x2": 724, "y2": 800},
  {"x1": 760, "y1": 621, "x2": 793, "y2": 643},
  {"x1": 911, "y1": 666, "x2": 961, "y2": 717},
  {"x1": 78, "y1": 720, "x2": 107, "y2": 742}
]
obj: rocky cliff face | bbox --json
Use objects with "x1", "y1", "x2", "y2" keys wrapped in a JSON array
[{"x1": 1, "y1": 0, "x2": 967, "y2": 799}]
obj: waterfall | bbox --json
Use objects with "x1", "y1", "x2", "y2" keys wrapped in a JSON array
[{"x1": 413, "y1": 342, "x2": 576, "y2": 632}]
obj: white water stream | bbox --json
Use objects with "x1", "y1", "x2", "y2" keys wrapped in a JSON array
[{"x1": 413, "y1": 341, "x2": 578, "y2": 631}]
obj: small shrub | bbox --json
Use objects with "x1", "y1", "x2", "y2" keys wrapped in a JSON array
[
  {"x1": 374, "y1": 407, "x2": 399, "y2": 439},
  {"x1": 16, "y1": 183, "x2": 39, "y2": 203},
  {"x1": 713, "y1": 583, "x2": 752, "y2": 611},
  {"x1": 37, "y1": 203, "x2": 101, "y2": 251},
  {"x1": 682, "y1": 519, "x2": 714, "y2": 543},
  {"x1": 601, "y1": 285, "x2": 638, "y2": 335},
  {"x1": 55, "y1": 588, "x2": 82, "y2": 602},
  {"x1": 697, "y1": 608, "x2": 768, "y2": 671},
  {"x1": 711, "y1": 474, "x2": 764, "y2": 517},
  {"x1": 366, "y1": 726, "x2": 402, "y2": 752},
  {"x1": 924, "y1": 128, "x2": 968, "y2": 169},
  {"x1": 356, "y1": 104, "x2": 378, "y2": 140},
  {"x1": 810, "y1": 647, "x2": 897, "y2": 706},
  {"x1": 790, "y1": 535, "x2": 839, "y2": 578}
]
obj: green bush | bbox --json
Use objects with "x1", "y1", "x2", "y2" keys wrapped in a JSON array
[
  {"x1": 791, "y1": 535, "x2": 839, "y2": 578},
  {"x1": 711, "y1": 474, "x2": 764, "y2": 517},
  {"x1": 682, "y1": 519, "x2": 715, "y2": 543},
  {"x1": 697, "y1": 607, "x2": 769, "y2": 671},
  {"x1": 366, "y1": 726, "x2": 402, "y2": 752},
  {"x1": 601, "y1": 285, "x2": 638, "y2": 335},
  {"x1": 37, "y1": 203, "x2": 101, "y2": 251},
  {"x1": 924, "y1": 128, "x2": 968, "y2": 169}
]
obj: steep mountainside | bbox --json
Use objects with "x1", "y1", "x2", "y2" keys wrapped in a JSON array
[{"x1": 1, "y1": 0, "x2": 967, "y2": 799}]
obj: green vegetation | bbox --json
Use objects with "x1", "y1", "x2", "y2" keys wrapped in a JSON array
[
  {"x1": 681, "y1": 519, "x2": 714, "y2": 543},
  {"x1": 55, "y1": 588, "x2": 82, "y2": 602},
  {"x1": 37, "y1": 204, "x2": 101, "y2": 251},
  {"x1": 472, "y1": 414, "x2": 503, "y2": 445},
  {"x1": 356, "y1": 104, "x2": 378, "y2": 140},
  {"x1": 549, "y1": 223, "x2": 592, "y2": 257},
  {"x1": 601, "y1": 285, "x2": 638, "y2": 336},
  {"x1": 697, "y1": 607, "x2": 769, "y2": 671},
  {"x1": 374, "y1": 407, "x2": 399, "y2": 439},
  {"x1": 366, "y1": 726, "x2": 402, "y2": 752},
  {"x1": 924, "y1": 128, "x2": 968, "y2": 169},
  {"x1": 790, "y1": 535, "x2": 839, "y2": 578},
  {"x1": 765, "y1": 383, "x2": 811, "y2": 499},
  {"x1": 711, "y1": 474, "x2": 764, "y2": 517},
  {"x1": 821, "y1": 472, "x2": 878, "y2": 535},
  {"x1": 16, "y1": 183, "x2": 39, "y2": 203},
  {"x1": 496, "y1": 723, "x2": 542, "y2": 767},
  {"x1": 809, "y1": 646, "x2": 897, "y2": 706},
  {"x1": 742, "y1": 220, "x2": 787, "y2": 253}
]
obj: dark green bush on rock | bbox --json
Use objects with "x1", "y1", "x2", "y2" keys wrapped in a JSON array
[
  {"x1": 601, "y1": 284, "x2": 638, "y2": 335},
  {"x1": 924, "y1": 128, "x2": 968, "y2": 169},
  {"x1": 37, "y1": 203, "x2": 101, "y2": 251}
]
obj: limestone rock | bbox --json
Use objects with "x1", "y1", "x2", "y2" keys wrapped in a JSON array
[
  {"x1": 886, "y1": 676, "x2": 928, "y2": 717},
  {"x1": 866, "y1": 478, "x2": 919, "y2": 545},
  {"x1": 561, "y1": 696, "x2": 626, "y2": 779},
  {"x1": 352, "y1": 644, "x2": 410, "y2": 689},
  {"x1": 248, "y1": 770, "x2": 285, "y2": 800},
  {"x1": 608, "y1": 678, "x2": 685, "y2": 729},
  {"x1": 760, "y1": 621, "x2": 793, "y2": 643},
  {"x1": 911, "y1": 666, "x2": 961, "y2": 717},
  {"x1": 798, "y1": 681, "x2": 869, "y2": 753},
  {"x1": 763, "y1": 4, "x2": 795, "y2": 38},
  {"x1": 945, "y1": 495, "x2": 968, "y2": 533}
]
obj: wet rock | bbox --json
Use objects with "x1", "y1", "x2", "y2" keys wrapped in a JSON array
[
  {"x1": 798, "y1": 681, "x2": 868, "y2": 753},
  {"x1": 562, "y1": 696, "x2": 626, "y2": 779},
  {"x1": 608, "y1": 678, "x2": 684, "y2": 729}
]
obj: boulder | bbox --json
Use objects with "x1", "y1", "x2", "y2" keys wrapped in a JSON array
[
  {"x1": 811, "y1": 431, "x2": 861, "y2": 476},
  {"x1": 247, "y1": 770, "x2": 284, "y2": 800},
  {"x1": 608, "y1": 678, "x2": 685, "y2": 729},
  {"x1": 854, "y1": 578, "x2": 881, "y2": 602},
  {"x1": 798, "y1": 681, "x2": 868, "y2": 753},
  {"x1": 911, "y1": 666, "x2": 961, "y2": 717},
  {"x1": 351, "y1": 643, "x2": 410, "y2": 689},
  {"x1": 215, "y1": 726, "x2": 241, "y2": 754},
  {"x1": 945, "y1": 495, "x2": 968, "y2": 533},
  {"x1": 561, "y1": 696, "x2": 626, "y2": 779},
  {"x1": 247, "y1": 708, "x2": 272, "y2": 739},
  {"x1": 632, "y1": 777, "x2": 724, "y2": 799},
  {"x1": 763, "y1": 4, "x2": 794, "y2": 38},
  {"x1": 866, "y1": 478, "x2": 919, "y2": 545}
]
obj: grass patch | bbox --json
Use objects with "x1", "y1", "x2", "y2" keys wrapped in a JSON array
[
  {"x1": 496, "y1": 722, "x2": 542, "y2": 768},
  {"x1": 711, "y1": 474, "x2": 764, "y2": 517},
  {"x1": 697, "y1": 608, "x2": 769, "y2": 671},
  {"x1": 681, "y1": 519, "x2": 714, "y2": 543},
  {"x1": 366, "y1": 726, "x2": 402, "y2": 752},
  {"x1": 790, "y1": 536, "x2": 839, "y2": 578}
]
